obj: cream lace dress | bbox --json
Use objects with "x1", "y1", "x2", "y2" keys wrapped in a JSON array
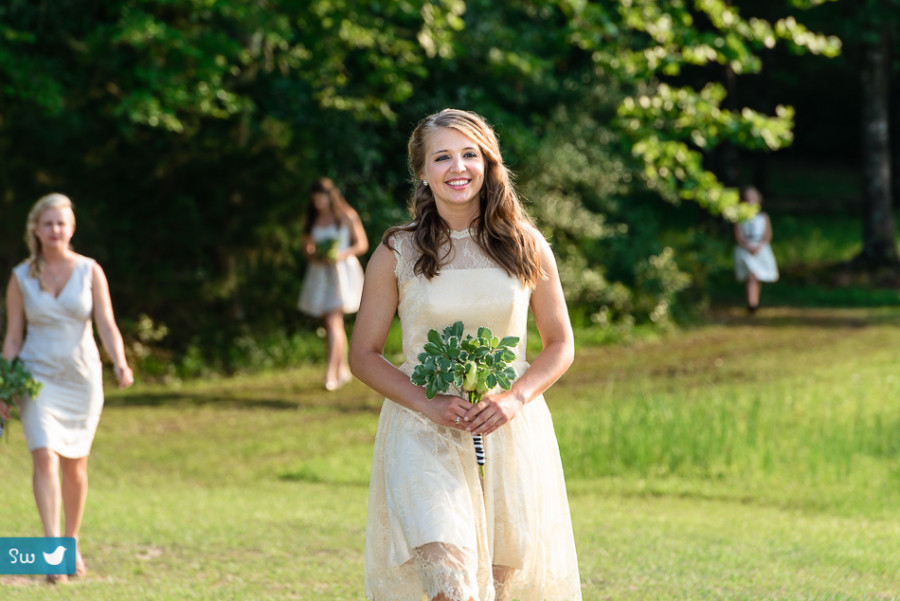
[{"x1": 364, "y1": 229, "x2": 581, "y2": 601}]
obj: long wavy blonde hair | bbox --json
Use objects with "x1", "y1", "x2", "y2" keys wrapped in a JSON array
[
  {"x1": 25, "y1": 193, "x2": 75, "y2": 282},
  {"x1": 384, "y1": 109, "x2": 543, "y2": 286}
]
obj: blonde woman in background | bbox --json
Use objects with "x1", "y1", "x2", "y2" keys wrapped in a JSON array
[
  {"x1": 1, "y1": 193, "x2": 133, "y2": 584},
  {"x1": 298, "y1": 177, "x2": 369, "y2": 391}
]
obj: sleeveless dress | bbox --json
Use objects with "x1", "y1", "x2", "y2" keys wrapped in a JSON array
[
  {"x1": 13, "y1": 256, "x2": 104, "y2": 458},
  {"x1": 364, "y1": 229, "x2": 582, "y2": 601},
  {"x1": 734, "y1": 213, "x2": 779, "y2": 282},
  {"x1": 298, "y1": 222, "x2": 365, "y2": 316}
]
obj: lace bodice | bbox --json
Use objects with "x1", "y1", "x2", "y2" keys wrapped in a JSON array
[
  {"x1": 389, "y1": 229, "x2": 531, "y2": 372},
  {"x1": 366, "y1": 228, "x2": 582, "y2": 601}
]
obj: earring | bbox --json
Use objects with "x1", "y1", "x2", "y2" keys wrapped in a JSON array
[{"x1": 422, "y1": 179, "x2": 429, "y2": 187}]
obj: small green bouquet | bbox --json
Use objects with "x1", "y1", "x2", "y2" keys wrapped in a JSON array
[
  {"x1": 0, "y1": 357, "x2": 43, "y2": 442},
  {"x1": 411, "y1": 321, "x2": 519, "y2": 475},
  {"x1": 314, "y1": 237, "x2": 340, "y2": 261}
]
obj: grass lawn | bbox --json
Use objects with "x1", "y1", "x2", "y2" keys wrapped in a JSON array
[{"x1": 2, "y1": 306, "x2": 900, "y2": 599}]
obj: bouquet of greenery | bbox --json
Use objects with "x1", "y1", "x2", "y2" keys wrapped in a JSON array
[
  {"x1": 0, "y1": 357, "x2": 42, "y2": 442},
  {"x1": 411, "y1": 321, "x2": 519, "y2": 475},
  {"x1": 314, "y1": 237, "x2": 340, "y2": 261}
]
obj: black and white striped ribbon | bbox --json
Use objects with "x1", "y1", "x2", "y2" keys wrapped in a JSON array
[{"x1": 472, "y1": 434, "x2": 485, "y2": 467}]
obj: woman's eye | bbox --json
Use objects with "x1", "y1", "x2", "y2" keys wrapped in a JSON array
[{"x1": 464, "y1": 151, "x2": 479, "y2": 159}]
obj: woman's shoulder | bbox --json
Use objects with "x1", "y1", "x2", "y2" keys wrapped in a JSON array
[
  {"x1": 383, "y1": 224, "x2": 415, "y2": 248},
  {"x1": 12, "y1": 259, "x2": 31, "y2": 280},
  {"x1": 519, "y1": 222, "x2": 551, "y2": 255},
  {"x1": 522, "y1": 222, "x2": 547, "y2": 242},
  {"x1": 73, "y1": 254, "x2": 99, "y2": 272}
]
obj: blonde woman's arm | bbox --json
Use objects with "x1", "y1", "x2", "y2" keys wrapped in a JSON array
[
  {"x1": 91, "y1": 262, "x2": 133, "y2": 388},
  {"x1": 2, "y1": 275, "x2": 25, "y2": 362}
]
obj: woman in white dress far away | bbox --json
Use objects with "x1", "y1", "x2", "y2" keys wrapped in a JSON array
[
  {"x1": 734, "y1": 185, "x2": 779, "y2": 314},
  {"x1": 298, "y1": 177, "x2": 369, "y2": 391}
]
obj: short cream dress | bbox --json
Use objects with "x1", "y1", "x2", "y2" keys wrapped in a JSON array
[{"x1": 364, "y1": 229, "x2": 582, "y2": 601}]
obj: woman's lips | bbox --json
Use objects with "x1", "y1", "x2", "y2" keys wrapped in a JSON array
[{"x1": 446, "y1": 178, "x2": 470, "y2": 189}]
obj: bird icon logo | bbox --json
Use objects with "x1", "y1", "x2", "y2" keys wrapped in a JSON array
[{"x1": 43, "y1": 545, "x2": 67, "y2": 566}]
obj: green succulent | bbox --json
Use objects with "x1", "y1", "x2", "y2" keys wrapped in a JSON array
[
  {"x1": 410, "y1": 321, "x2": 519, "y2": 404},
  {"x1": 0, "y1": 357, "x2": 42, "y2": 403},
  {"x1": 314, "y1": 237, "x2": 340, "y2": 261},
  {"x1": 0, "y1": 357, "x2": 42, "y2": 442}
]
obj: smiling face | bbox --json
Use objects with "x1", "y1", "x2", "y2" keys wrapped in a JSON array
[{"x1": 420, "y1": 126, "x2": 486, "y2": 221}]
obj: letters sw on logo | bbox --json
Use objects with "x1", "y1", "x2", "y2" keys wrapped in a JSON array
[{"x1": 0, "y1": 538, "x2": 77, "y2": 575}]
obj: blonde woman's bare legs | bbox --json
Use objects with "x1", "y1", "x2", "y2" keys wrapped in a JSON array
[
  {"x1": 33, "y1": 450, "x2": 90, "y2": 579},
  {"x1": 32, "y1": 449, "x2": 61, "y2": 537},
  {"x1": 323, "y1": 309, "x2": 350, "y2": 390},
  {"x1": 60, "y1": 456, "x2": 89, "y2": 575}
]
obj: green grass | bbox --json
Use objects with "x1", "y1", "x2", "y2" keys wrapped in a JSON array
[{"x1": 2, "y1": 306, "x2": 900, "y2": 599}]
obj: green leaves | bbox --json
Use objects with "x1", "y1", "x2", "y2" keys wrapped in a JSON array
[
  {"x1": 410, "y1": 321, "x2": 519, "y2": 403},
  {"x1": 0, "y1": 358, "x2": 42, "y2": 403},
  {"x1": 314, "y1": 237, "x2": 340, "y2": 261}
]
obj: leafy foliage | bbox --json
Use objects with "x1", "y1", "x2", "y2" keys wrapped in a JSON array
[
  {"x1": 0, "y1": 0, "x2": 845, "y2": 371},
  {"x1": 410, "y1": 321, "x2": 518, "y2": 403},
  {"x1": 0, "y1": 357, "x2": 42, "y2": 403}
]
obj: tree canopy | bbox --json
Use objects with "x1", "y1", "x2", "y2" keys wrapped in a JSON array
[{"x1": 0, "y1": 0, "x2": 848, "y2": 373}]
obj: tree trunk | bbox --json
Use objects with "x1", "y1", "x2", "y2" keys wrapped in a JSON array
[{"x1": 853, "y1": 25, "x2": 898, "y2": 268}]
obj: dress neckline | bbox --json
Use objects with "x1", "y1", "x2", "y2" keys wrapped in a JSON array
[
  {"x1": 40, "y1": 256, "x2": 82, "y2": 300},
  {"x1": 449, "y1": 229, "x2": 473, "y2": 240}
]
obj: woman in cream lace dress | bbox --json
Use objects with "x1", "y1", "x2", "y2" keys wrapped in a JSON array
[
  {"x1": 1, "y1": 193, "x2": 133, "y2": 583},
  {"x1": 350, "y1": 110, "x2": 581, "y2": 601}
]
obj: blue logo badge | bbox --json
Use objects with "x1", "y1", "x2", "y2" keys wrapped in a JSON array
[{"x1": 0, "y1": 538, "x2": 77, "y2": 575}]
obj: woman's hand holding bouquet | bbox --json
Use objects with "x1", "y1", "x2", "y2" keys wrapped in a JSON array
[{"x1": 411, "y1": 321, "x2": 519, "y2": 475}]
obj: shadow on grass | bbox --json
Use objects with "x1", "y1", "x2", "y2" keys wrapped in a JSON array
[
  {"x1": 104, "y1": 388, "x2": 383, "y2": 414},
  {"x1": 706, "y1": 306, "x2": 900, "y2": 330}
]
